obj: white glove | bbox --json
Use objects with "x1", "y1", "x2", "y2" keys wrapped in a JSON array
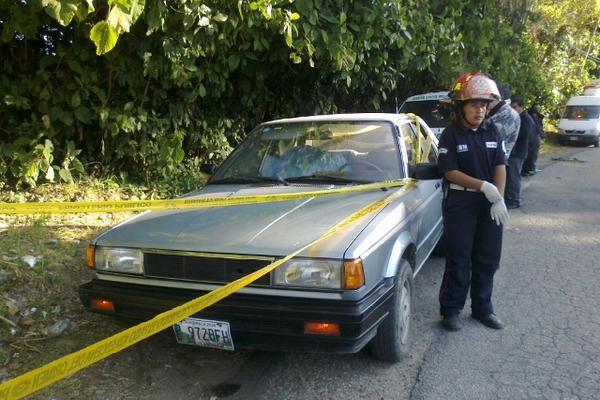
[
  {"x1": 490, "y1": 201, "x2": 509, "y2": 226},
  {"x1": 480, "y1": 181, "x2": 503, "y2": 204}
]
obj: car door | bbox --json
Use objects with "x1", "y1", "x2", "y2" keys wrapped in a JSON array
[{"x1": 399, "y1": 119, "x2": 443, "y2": 271}]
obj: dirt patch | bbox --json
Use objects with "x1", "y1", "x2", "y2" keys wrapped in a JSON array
[
  {"x1": 0, "y1": 183, "x2": 140, "y2": 398},
  {"x1": 0, "y1": 181, "x2": 253, "y2": 400}
]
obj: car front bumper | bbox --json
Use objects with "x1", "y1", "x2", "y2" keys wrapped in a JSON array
[
  {"x1": 78, "y1": 277, "x2": 395, "y2": 354},
  {"x1": 556, "y1": 133, "x2": 599, "y2": 145}
]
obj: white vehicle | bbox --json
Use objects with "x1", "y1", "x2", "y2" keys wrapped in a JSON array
[
  {"x1": 398, "y1": 91, "x2": 451, "y2": 139},
  {"x1": 557, "y1": 94, "x2": 600, "y2": 147}
]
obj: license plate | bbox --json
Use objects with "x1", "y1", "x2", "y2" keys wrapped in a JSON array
[
  {"x1": 569, "y1": 136, "x2": 579, "y2": 141},
  {"x1": 173, "y1": 318, "x2": 234, "y2": 351}
]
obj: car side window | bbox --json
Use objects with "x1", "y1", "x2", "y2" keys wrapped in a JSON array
[
  {"x1": 399, "y1": 123, "x2": 417, "y2": 166},
  {"x1": 409, "y1": 121, "x2": 437, "y2": 163}
]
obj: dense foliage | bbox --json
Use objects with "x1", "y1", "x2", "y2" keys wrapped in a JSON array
[
  {"x1": 528, "y1": 0, "x2": 600, "y2": 118},
  {"x1": 1, "y1": 0, "x2": 598, "y2": 189}
]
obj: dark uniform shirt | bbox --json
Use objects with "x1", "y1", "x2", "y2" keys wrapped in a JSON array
[
  {"x1": 510, "y1": 111, "x2": 535, "y2": 160},
  {"x1": 438, "y1": 121, "x2": 507, "y2": 183}
]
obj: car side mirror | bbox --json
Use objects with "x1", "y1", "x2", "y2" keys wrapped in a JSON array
[
  {"x1": 410, "y1": 162, "x2": 442, "y2": 180},
  {"x1": 200, "y1": 163, "x2": 216, "y2": 178}
]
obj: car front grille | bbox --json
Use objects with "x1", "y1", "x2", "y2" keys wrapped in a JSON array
[
  {"x1": 143, "y1": 252, "x2": 274, "y2": 286},
  {"x1": 565, "y1": 130, "x2": 586, "y2": 134}
]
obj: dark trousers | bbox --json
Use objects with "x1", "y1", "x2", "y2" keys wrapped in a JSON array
[
  {"x1": 523, "y1": 136, "x2": 540, "y2": 174},
  {"x1": 439, "y1": 190, "x2": 503, "y2": 317},
  {"x1": 505, "y1": 157, "x2": 524, "y2": 207}
]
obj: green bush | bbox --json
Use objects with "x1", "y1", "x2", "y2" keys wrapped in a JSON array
[{"x1": 1, "y1": 1, "x2": 596, "y2": 190}]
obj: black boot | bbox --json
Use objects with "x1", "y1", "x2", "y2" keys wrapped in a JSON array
[
  {"x1": 441, "y1": 315, "x2": 461, "y2": 331},
  {"x1": 472, "y1": 313, "x2": 504, "y2": 330}
]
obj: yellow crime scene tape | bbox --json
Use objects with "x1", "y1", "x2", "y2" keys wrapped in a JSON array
[
  {"x1": 0, "y1": 180, "x2": 407, "y2": 215},
  {"x1": 406, "y1": 113, "x2": 433, "y2": 164},
  {"x1": 0, "y1": 179, "x2": 415, "y2": 400}
]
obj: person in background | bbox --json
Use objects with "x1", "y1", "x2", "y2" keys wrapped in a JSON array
[
  {"x1": 506, "y1": 97, "x2": 535, "y2": 209},
  {"x1": 523, "y1": 104, "x2": 544, "y2": 176},
  {"x1": 437, "y1": 72, "x2": 509, "y2": 332},
  {"x1": 487, "y1": 82, "x2": 521, "y2": 157}
]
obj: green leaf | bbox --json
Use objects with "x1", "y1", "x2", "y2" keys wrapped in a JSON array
[
  {"x1": 46, "y1": 166, "x2": 55, "y2": 181},
  {"x1": 290, "y1": 53, "x2": 302, "y2": 64},
  {"x1": 129, "y1": 0, "x2": 145, "y2": 24},
  {"x1": 75, "y1": 0, "x2": 95, "y2": 22},
  {"x1": 42, "y1": 140, "x2": 54, "y2": 162},
  {"x1": 108, "y1": 5, "x2": 133, "y2": 33},
  {"x1": 71, "y1": 92, "x2": 81, "y2": 107},
  {"x1": 27, "y1": 162, "x2": 40, "y2": 183},
  {"x1": 90, "y1": 21, "x2": 119, "y2": 55},
  {"x1": 213, "y1": 13, "x2": 228, "y2": 22},
  {"x1": 75, "y1": 107, "x2": 92, "y2": 124},
  {"x1": 228, "y1": 54, "x2": 240, "y2": 71},
  {"x1": 59, "y1": 168, "x2": 73, "y2": 183},
  {"x1": 109, "y1": 0, "x2": 132, "y2": 12},
  {"x1": 41, "y1": 0, "x2": 78, "y2": 26},
  {"x1": 366, "y1": 27, "x2": 374, "y2": 39},
  {"x1": 284, "y1": 22, "x2": 293, "y2": 47},
  {"x1": 238, "y1": 0, "x2": 244, "y2": 19},
  {"x1": 198, "y1": 16, "x2": 210, "y2": 27},
  {"x1": 174, "y1": 148, "x2": 185, "y2": 163},
  {"x1": 198, "y1": 84, "x2": 207, "y2": 98}
]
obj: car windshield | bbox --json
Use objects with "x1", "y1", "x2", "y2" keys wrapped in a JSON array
[
  {"x1": 399, "y1": 100, "x2": 452, "y2": 129},
  {"x1": 210, "y1": 121, "x2": 403, "y2": 184},
  {"x1": 563, "y1": 105, "x2": 600, "y2": 120}
]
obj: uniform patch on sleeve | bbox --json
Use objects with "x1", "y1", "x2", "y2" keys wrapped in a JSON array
[
  {"x1": 486, "y1": 141, "x2": 498, "y2": 148},
  {"x1": 456, "y1": 144, "x2": 468, "y2": 152},
  {"x1": 439, "y1": 147, "x2": 448, "y2": 154}
]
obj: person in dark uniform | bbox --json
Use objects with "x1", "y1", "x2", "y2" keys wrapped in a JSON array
[
  {"x1": 523, "y1": 104, "x2": 544, "y2": 176},
  {"x1": 506, "y1": 97, "x2": 535, "y2": 208},
  {"x1": 437, "y1": 72, "x2": 509, "y2": 332}
]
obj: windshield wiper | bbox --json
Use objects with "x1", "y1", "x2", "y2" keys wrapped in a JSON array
[
  {"x1": 209, "y1": 175, "x2": 290, "y2": 185},
  {"x1": 287, "y1": 175, "x2": 372, "y2": 184}
]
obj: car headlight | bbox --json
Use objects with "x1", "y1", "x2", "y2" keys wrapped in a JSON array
[
  {"x1": 273, "y1": 258, "x2": 342, "y2": 289},
  {"x1": 93, "y1": 246, "x2": 144, "y2": 274}
]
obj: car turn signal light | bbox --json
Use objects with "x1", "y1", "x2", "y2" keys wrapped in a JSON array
[
  {"x1": 90, "y1": 299, "x2": 115, "y2": 313},
  {"x1": 87, "y1": 244, "x2": 95, "y2": 269},
  {"x1": 343, "y1": 259, "x2": 365, "y2": 289},
  {"x1": 303, "y1": 321, "x2": 340, "y2": 336}
]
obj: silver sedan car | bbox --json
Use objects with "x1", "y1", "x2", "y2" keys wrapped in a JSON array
[{"x1": 79, "y1": 113, "x2": 444, "y2": 362}]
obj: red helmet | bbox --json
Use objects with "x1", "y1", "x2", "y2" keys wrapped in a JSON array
[{"x1": 448, "y1": 72, "x2": 501, "y2": 102}]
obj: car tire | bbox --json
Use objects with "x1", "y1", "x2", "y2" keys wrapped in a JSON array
[
  {"x1": 594, "y1": 138, "x2": 599, "y2": 148},
  {"x1": 432, "y1": 233, "x2": 446, "y2": 257},
  {"x1": 370, "y1": 261, "x2": 414, "y2": 362}
]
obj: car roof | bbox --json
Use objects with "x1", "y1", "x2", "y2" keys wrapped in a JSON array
[
  {"x1": 566, "y1": 95, "x2": 600, "y2": 106},
  {"x1": 264, "y1": 113, "x2": 415, "y2": 125},
  {"x1": 404, "y1": 91, "x2": 449, "y2": 102}
]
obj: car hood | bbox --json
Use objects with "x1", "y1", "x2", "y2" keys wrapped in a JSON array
[
  {"x1": 559, "y1": 119, "x2": 600, "y2": 130},
  {"x1": 94, "y1": 184, "x2": 397, "y2": 258}
]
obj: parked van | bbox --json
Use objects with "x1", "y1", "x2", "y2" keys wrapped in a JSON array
[
  {"x1": 398, "y1": 91, "x2": 450, "y2": 139},
  {"x1": 557, "y1": 95, "x2": 600, "y2": 147}
]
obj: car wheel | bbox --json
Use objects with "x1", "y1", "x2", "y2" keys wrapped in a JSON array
[
  {"x1": 594, "y1": 138, "x2": 599, "y2": 148},
  {"x1": 370, "y1": 261, "x2": 414, "y2": 362},
  {"x1": 432, "y1": 233, "x2": 446, "y2": 256}
]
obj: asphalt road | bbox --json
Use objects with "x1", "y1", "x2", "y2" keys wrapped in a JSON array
[{"x1": 51, "y1": 145, "x2": 599, "y2": 400}]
